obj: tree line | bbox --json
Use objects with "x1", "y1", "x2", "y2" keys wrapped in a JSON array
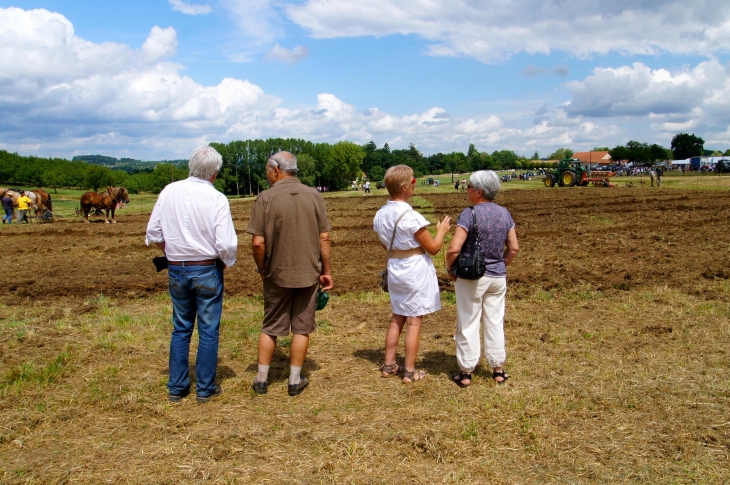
[
  {"x1": 0, "y1": 149, "x2": 191, "y2": 194},
  {"x1": 1, "y1": 132, "x2": 726, "y2": 196}
]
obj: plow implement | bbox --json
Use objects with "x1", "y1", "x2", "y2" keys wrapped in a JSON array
[{"x1": 581, "y1": 171, "x2": 617, "y2": 187}]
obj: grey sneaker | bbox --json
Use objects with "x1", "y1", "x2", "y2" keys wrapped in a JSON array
[
  {"x1": 287, "y1": 376, "x2": 309, "y2": 396},
  {"x1": 196, "y1": 385, "x2": 222, "y2": 403}
]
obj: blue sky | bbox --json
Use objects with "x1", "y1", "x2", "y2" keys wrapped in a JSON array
[{"x1": 1, "y1": 1, "x2": 729, "y2": 160}]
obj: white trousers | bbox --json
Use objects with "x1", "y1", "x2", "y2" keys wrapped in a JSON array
[{"x1": 454, "y1": 276, "x2": 507, "y2": 372}]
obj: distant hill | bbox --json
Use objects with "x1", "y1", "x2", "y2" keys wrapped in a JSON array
[{"x1": 72, "y1": 155, "x2": 187, "y2": 173}]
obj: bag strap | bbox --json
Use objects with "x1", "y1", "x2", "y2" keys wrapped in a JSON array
[
  {"x1": 387, "y1": 209, "x2": 410, "y2": 259},
  {"x1": 470, "y1": 206, "x2": 482, "y2": 250}
]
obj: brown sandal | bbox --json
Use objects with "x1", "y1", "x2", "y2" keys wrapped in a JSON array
[
  {"x1": 402, "y1": 369, "x2": 426, "y2": 383},
  {"x1": 380, "y1": 363, "x2": 403, "y2": 378}
]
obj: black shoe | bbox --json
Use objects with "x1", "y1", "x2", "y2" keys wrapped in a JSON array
[
  {"x1": 288, "y1": 376, "x2": 309, "y2": 396},
  {"x1": 196, "y1": 385, "x2": 222, "y2": 403},
  {"x1": 168, "y1": 386, "x2": 191, "y2": 402},
  {"x1": 251, "y1": 380, "x2": 268, "y2": 394}
]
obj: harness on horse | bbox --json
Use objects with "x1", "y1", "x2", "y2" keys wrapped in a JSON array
[{"x1": 89, "y1": 188, "x2": 120, "y2": 209}]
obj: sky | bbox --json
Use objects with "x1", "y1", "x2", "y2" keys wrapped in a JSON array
[{"x1": 1, "y1": 0, "x2": 730, "y2": 160}]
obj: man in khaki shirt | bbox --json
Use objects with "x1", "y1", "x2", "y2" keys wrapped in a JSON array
[{"x1": 247, "y1": 151, "x2": 333, "y2": 396}]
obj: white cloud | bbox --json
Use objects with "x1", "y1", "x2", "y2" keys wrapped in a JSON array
[
  {"x1": 220, "y1": 0, "x2": 280, "y2": 43},
  {"x1": 285, "y1": 0, "x2": 730, "y2": 63},
  {"x1": 169, "y1": 0, "x2": 212, "y2": 15},
  {"x1": 142, "y1": 26, "x2": 178, "y2": 60},
  {"x1": 264, "y1": 44, "x2": 309, "y2": 64},
  {"x1": 563, "y1": 60, "x2": 730, "y2": 132},
  {"x1": 4, "y1": 7, "x2": 730, "y2": 161}
]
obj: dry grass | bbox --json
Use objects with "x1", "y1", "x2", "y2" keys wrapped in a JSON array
[
  {"x1": 2, "y1": 187, "x2": 730, "y2": 483},
  {"x1": 1, "y1": 280, "x2": 728, "y2": 484}
]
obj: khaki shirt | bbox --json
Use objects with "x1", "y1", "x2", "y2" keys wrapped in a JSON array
[{"x1": 247, "y1": 177, "x2": 331, "y2": 288}]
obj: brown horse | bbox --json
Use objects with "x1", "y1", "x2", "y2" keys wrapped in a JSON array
[
  {"x1": 31, "y1": 189, "x2": 52, "y2": 212},
  {"x1": 80, "y1": 186, "x2": 130, "y2": 223}
]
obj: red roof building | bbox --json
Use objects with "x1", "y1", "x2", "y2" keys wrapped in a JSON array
[{"x1": 573, "y1": 151, "x2": 612, "y2": 164}]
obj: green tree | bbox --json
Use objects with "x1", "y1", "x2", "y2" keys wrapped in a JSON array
[
  {"x1": 609, "y1": 145, "x2": 630, "y2": 163},
  {"x1": 368, "y1": 165, "x2": 385, "y2": 181},
  {"x1": 548, "y1": 148, "x2": 574, "y2": 160},
  {"x1": 649, "y1": 144, "x2": 671, "y2": 162},
  {"x1": 671, "y1": 133, "x2": 704, "y2": 160},
  {"x1": 531, "y1": 150, "x2": 540, "y2": 160},
  {"x1": 42, "y1": 168, "x2": 66, "y2": 194},
  {"x1": 724, "y1": 149, "x2": 730, "y2": 156},
  {"x1": 491, "y1": 150, "x2": 519, "y2": 169},
  {"x1": 84, "y1": 165, "x2": 113, "y2": 191},
  {"x1": 323, "y1": 141, "x2": 365, "y2": 190},
  {"x1": 593, "y1": 146, "x2": 610, "y2": 151},
  {"x1": 296, "y1": 153, "x2": 317, "y2": 187},
  {"x1": 626, "y1": 140, "x2": 650, "y2": 164}
]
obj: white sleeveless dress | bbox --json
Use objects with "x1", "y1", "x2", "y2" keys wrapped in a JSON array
[{"x1": 373, "y1": 200, "x2": 441, "y2": 317}]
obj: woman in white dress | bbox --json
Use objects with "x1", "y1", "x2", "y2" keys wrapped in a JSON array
[{"x1": 373, "y1": 165, "x2": 451, "y2": 383}]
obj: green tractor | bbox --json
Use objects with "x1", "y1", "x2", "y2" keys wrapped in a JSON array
[{"x1": 544, "y1": 158, "x2": 588, "y2": 187}]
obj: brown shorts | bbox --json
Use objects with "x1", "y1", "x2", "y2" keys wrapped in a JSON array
[{"x1": 262, "y1": 281, "x2": 318, "y2": 336}]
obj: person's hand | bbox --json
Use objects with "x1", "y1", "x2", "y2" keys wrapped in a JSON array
[
  {"x1": 448, "y1": 272, "x2": 457, "y2": 281},
  {"x1": 319, "y1": 273, "x2": 333, "y2": 291},
  {"x1": 436, "y1": 215, "x2": 451, "y2": 235}
]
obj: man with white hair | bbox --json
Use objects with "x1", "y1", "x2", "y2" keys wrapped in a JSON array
[
  {"x1": 248, "y1": 151, "x2": 333, "y2": 396},
  {"x1": 146, "y1": 146, "x2": 238, "y2": 403}
]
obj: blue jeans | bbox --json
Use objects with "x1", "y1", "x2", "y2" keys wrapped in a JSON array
[
  {"x1": 167, "y1": 262, "x2": 224, "y2": 397},
  {"x1": 2, "y1": 209, "x2": 11, "y2": 224}
]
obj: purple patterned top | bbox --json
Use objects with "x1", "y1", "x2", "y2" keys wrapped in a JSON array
[{"x1": 456, "y1": 202, "x2": 515, "y2": 277}]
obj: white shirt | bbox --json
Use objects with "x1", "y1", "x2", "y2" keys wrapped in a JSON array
[
  {"x1": 373, "y1": 200, "x2": 440, "y2": 316},
  {"x1": 373, "y1": 200, "x2": 429, "y2": 250},
  {"x1": 145, "y1": 177, "x2": 237, "y2": 268}
]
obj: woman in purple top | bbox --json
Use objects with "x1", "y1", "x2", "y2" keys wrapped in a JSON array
[{"x1": 446, "y1": 170, "x2": 519, "y2": 387}]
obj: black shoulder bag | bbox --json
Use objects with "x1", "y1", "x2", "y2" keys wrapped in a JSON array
[{"x1": 452, "y1": 207, "x2": 486, "y2": 279}]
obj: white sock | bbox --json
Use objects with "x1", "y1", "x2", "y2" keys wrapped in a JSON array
[
  {"x1": 256, "y1": 364, "x2": 270, "y2": 383},
  {"x1": 289, "y1": 365, "x2": 302, "y2": 385}
]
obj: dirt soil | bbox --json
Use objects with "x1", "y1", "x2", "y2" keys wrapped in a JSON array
[{"x1": 2, "y1": 188, "x2": 729, "y2": 304}]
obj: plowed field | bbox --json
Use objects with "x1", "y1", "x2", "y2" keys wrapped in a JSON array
[{"x1": 2, "y1": 188, "x2": 729, "y2": 304}]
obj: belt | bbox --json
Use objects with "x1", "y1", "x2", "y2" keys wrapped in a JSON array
[
  {"x1": 167, "y1": 259, "x2": 218, "y2": 266},
  {"x1": 390, "y1": 248, "x2": 425, "y2": 259}
]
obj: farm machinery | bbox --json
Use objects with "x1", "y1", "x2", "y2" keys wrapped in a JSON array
[{"x1": 544, "y1": 158, "x2": 617, "y2": 188}]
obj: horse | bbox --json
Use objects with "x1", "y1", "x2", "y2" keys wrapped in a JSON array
[
  {"x1": 29, "y1": 189, "x2": 53, "y2": 221},
  {"x1": 80, "y1": 186, "x2": 130, "y2": 223}
]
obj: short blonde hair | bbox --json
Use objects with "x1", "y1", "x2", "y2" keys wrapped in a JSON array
[{"x1": 384, "y1": 165, "x2": 413, "y2": 196}]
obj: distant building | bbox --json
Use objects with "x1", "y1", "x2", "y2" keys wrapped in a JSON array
[{"x1": 572, "y1": 151, "x2": 612, "y2": 165}]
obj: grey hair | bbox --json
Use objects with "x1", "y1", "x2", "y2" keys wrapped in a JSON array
[
  {"x1": 268, "y1": 151, "x2": 298, "y2": 175},
  {"x1": 189, "y1": 146, "x2": 222, "y2": 180},
  {"x1": 469, "y1": 170, "x2": 501, "y2": 201}
]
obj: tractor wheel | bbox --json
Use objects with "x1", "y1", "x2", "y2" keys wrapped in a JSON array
[
  {"x1": 560, "y1": 170, "x2": 577, "y2": 187},
  {"x1": 544, "y1": 176, "x2": 555, "y2": 187}
]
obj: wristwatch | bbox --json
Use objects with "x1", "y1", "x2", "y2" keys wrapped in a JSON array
[{"x1": 256, "y1": 267, "x2": 264, "y2": 274}]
